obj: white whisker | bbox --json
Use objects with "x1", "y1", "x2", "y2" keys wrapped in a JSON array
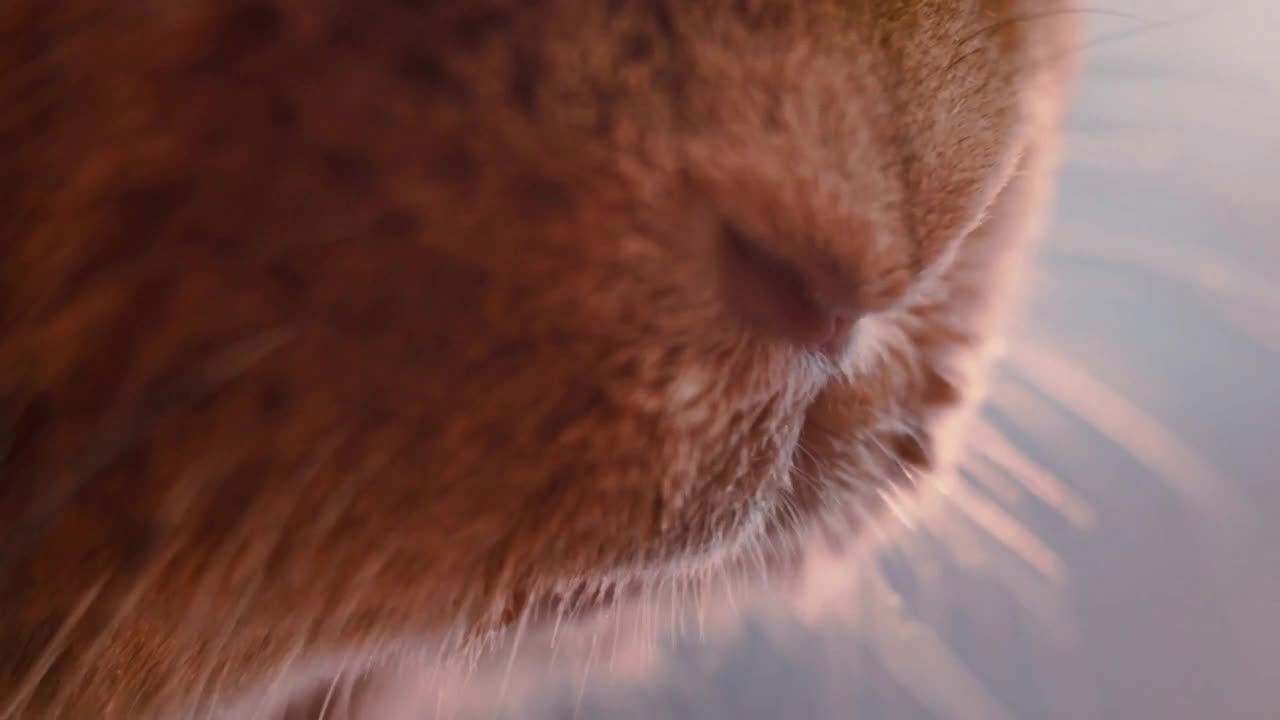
[
  {"x1": 1011, "y1": 340, "x2": 1244, "y2": 526},
  {"x1": 495, "y1": 606, "x2": 529, "y2": 711},
  {"x1": 971, "y1": 419, "x2": 1095, "y2": 529},
  {"x1": 571, "y1": 632, "x2": 599, "y2": 720},
  {"x1": 1, "y1": 575, "x2": 109, "y2": 720},
  {"x1": 313, "y1": 658, "x2": 346, "y2": 720},
  {"x1": 944, "y1": 475, "x2": 1064, "y2": 581},
  {"x1": 861, "y1": 568, "x2": 1017, "y2": 720}
]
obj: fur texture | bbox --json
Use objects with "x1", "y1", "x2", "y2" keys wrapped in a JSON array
[{"x1": 0, "y1": 1, "x2": 1076, "y2": 717}]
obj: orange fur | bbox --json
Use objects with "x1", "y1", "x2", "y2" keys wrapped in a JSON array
[{"x1": 0, "y1": 1, "x2": 1077, "y2": 716}]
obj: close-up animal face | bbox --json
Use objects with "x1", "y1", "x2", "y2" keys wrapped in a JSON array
[{"x1": 1, "y1": 1, "x2": 1078, "y2": 717}]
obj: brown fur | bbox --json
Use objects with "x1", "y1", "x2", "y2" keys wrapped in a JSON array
[{"x1": 0, "y1": 1, "x2": 1077, "y2": 717}]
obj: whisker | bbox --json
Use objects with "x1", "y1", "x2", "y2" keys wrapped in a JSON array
[
  {"x1": 570, "y1": 632, "x2": 599, "y2": 720},
  {"x1": 692, "y1": 576, "x2": 707, "y2": 642},
  {"x1": 1010, "y1": 340, "x2": 1244, "y2": 525},
  {"x1": 189, "y1": 435, "x2": 345, "y2": 718},
  {"x1": 945, "y1": 474, "x2": 1064, "y2": 581},
  {"x1": 926, "y1": 490, "x2": 992, "y2": 574},
  {"x1": 1043, "y1": 243, "x2": 1280, "y2": 355},
  {"x1": 716, "y1": 563, "x2": 741, "y2": 618},
  {"x1": 932, "y1": 494, "x2": 1081, "y2": 653},
  {"x1": 970, "y1": 419, "x2": 1096, "y2": 529},
  {"x1": 433, "y1": 673, "x2": 448, "y2": 720},
  {"x1": 945, "y1": 7, "x2": 1158, "y2": 73},
  {"x1": 312, "y1": 657, "x2": 347, "y2": 720},
  {"x1": 608, "y1": 607, "x2": 622, "y2": 675},
  {"x1": 0, "y1": 574, "x2": 110, "y2": 720},
  {"x1": 1028, "y1": 0, "x2": 1256, "y2": 76},
  {"x1": 860, "y1": 567, "x2": 1017, "y2": 720},
  {"x1": 1047, "y1": 242, "x2": 1280, "y2": 313},
  {"x1": 670, "y1": 575, "x2": 683, "y2": 643},
  {"x1": 960, "y1": 453, "x2": 1025, "y2": 506},
  {"x1": 0, "y1": 327, "x2": 294, "y2": 595},
  {"x1": 876, "y1": 485, "x2": 917, "y2": 531},
  {"x1": 495, "y1": 604, "x2": 530, "y2": 713},
  {"x1": 44, "y1": 455, "x2": 218, "y2": 713}
]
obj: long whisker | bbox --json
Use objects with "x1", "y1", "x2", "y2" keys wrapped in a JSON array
[
  {"x1": 969, "y1": 419, "x2": 1095, "y2": 529},
  {"x1": 943, "y1": 473, "x2": 1064, "y2": 581},
  {"x1": 44, "y1": 456, "x2": 219, "y2": 713},
  {"x1": 0, "y1": 328, "x2": 294, "y2": 596},
  {"x1": 860, "y1": 567, "x2": 1017, "y2": 720},
  {"x1": 1048, "y1": 242, "x2": 1280, "y2": 312},
  {"x1": 1043, "y1": 243, "x2": 1280, "y2": 354},
  {"x1": 960, "y1": 452, "x2": 1025, "y2": 506},
  {"x1": 0, "y1": 575, "x2": 110, "y2": 720},
  {"x1": 189, "y1": 435, "x2": 345, "y2": 718},
  {"x1": 495, "y1": 604, "x2": 530, "y2": 713},
  {"x1": 312, "y1": 657, "x2": 346, "y2": 720},
  {"x1": 1009, "y1": 340, "x2": 1243, "y2": 525},
  {"x1": 944, "y1": 7, "x2": 1158, "y2": 73},
  {"x1": 571, "y1": 632, "x2": 600, "y2": 720}
]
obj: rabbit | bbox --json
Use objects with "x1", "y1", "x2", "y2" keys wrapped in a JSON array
[{"x1": 0, "y1": 1, "x2": 1077, "y2": 717}]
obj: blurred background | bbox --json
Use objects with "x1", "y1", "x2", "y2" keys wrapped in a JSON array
[{"x1": 395, "y1": 2, "x2": 1280, "y2": 717}]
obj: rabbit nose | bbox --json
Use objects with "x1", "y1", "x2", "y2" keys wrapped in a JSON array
[{"x1": 718, "y1": 222, "x2": 862, "y2": 361}]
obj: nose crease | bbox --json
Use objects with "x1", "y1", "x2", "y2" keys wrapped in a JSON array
[{"x1": 718, "y1": 222, "x2": 862, "y2": 359}]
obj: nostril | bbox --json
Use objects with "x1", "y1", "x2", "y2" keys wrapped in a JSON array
[{"x1": 718, "y1": 221, "x2": 861, "y2": 356}]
